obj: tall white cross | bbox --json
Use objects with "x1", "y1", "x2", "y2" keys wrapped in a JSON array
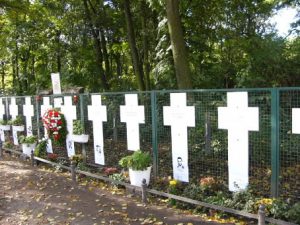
[
  {"x1": 0, "y1": 98, "x2": 6, "y2": 141},
  {"x1": 10, "y1": 97, "x2": 22, "y2": 145},
  {"x1": 218, "y1": 92, "x2": 259, "y2": 191},
  {"x1": 88, "y1": 95, "x2": 107, "y2": 165},
  {"x1": 292, "y1": 108, "x2": 300, "y2": 134},
  {"x1": 163, "y1": 93, "x2": 195, "y2": 182},
  {"x1": 41, "y1": 97, "x2": 53, "y2": 153},
  {"x1": 23, "y1": 97, "x2": 34, "y2": 136},
  {"x1": 9, "y1": 97, "x2": 18, "y2": 119},
  {"x1": 120, "y1": 94, "x2": 145, "y2": 151},
  {"x1": 61, "y1": 96, "x2": 77, "y2": 157}
]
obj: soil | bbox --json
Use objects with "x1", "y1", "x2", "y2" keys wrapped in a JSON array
[{"x1": 0, "y1": 154, "x2": 231, "y2": 225}]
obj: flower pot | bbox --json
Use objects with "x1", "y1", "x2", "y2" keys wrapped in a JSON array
[
  {"x1": 12, "y1": 125, "x2": 24, "y2": 132},
  {"x1": 71, "y1": 134, "x2": 89, "y2": 143},
  {"x1": 0, "y1": 125, "x2": 11, "y2": 131},
  {"x1": 129, "y1": 166, "x2": 151, "y2": 187},
  {"x1": 22, "y1": 143, "x2": 36, "y2": 156}
]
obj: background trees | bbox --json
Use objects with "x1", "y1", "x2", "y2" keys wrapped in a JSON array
[{"x1": 0, "y1": 0, "x2": 299, "y2": 94}]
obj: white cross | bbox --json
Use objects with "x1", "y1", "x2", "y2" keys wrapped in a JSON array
[
  {"x1": 23, "y1": 97, "x2": 34, "y2": 136},
  {"x1": 54, "y1": 97, "x2": 63, "y2": 109},
  {"x1": 88, "y1": 95, "x2": 107, "y2": 165},
  {"x1": 163, "y1": 93, "x2": 195, "y2": 182},
  {"x1": 0, "y1": 98, "x2": 7, "y2": 141},
  {"x1": 61, "y1": 96, "x2": 77, "y2": 157},
  {"x1": 120, "y1": 94, "x2": 145, "y2": 151},
  {"x1": 9, "y1": 97, "x2": 23, "y2": 145},
  {"x1": 41, "y1": 97, "x2": 53, "y2": 153},
  {"x1": 9, "y1": 97, "x2": 18, "y2": 119},
  {"x1": 292, "y1": 108, "x2": 300, "y2": 134},
  {"x1": 218, "y1": 92, "x2": 259, "y2": 191}
]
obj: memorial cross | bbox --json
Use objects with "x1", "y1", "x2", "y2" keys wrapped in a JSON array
[
  {"x1": 88, "y1": 95, "x2": 107, "y2": 165},
  {"x1": 61, "y1": 96, "x2": 76, "y2": 157},
  {"x1": 23, "y1": 97, "x2": 34, "y2": 136},
  {"x1": 163, "y1": 93, "x2": 195, "y2": 182},
  {"x1": 218, "y1": 92, "x2": 259, "y2": 191},
  {"x1": 120, "y1": 94, "x2": 145, "y2": 151}
]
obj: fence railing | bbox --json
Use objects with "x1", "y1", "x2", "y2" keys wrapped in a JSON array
[{"x1": 0, "y1": 88, "x2": 300, "y2": 202}]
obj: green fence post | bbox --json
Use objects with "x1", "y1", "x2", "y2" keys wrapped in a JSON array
[
  {"x1": 271, "y1": 88, "x2": 279, "y2": 198},
  {"x1": 79, "y1": 94, "x2": 87, "y2": 163},
  {"x1": 35, "y1": 96, "x2": 40, "y2": 140},
  {"x1": 151, "y1": 91, "x2": 158, "y2": 177}
]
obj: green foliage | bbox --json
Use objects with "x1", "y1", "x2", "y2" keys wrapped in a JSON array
[
  {"x1": 70, "y1": 154, "x2": 83, "y2": 164},
  {"x1": 73, "y1": 120, "x2": 84, "y2": 135},
  {"x1": 0, "y1": 119, "x2": 8, "y2": 125},
  {"x1": 34, "y1": 139, "x2": 48, "y2": 158},
  {"x1": 8, "y1": 116, "x2": 23, "y2": 126},
  {"x1": 119, "y1": 150, "x2": 151, "y2": 170},
  {"x1": 286, "y1": 202, "x2": 300, "y2": 224},
  {"x1": 19, "y1": 135, "x2": 37, "y2": 144},
  {"x1": 3, "y1": 141, "x2": 13, "y2": 149}
]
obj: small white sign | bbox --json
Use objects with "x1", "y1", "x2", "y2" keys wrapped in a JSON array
[
  {"x1": 292, "y1": 108, "x2": 300, "y2": 134},
  {"x1": 51, "y1": 73, "x2": 61, "y2": 94}
]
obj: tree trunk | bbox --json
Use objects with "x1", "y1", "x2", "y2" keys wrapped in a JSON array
[
  {"x1": 166, "y1": 0, "x2": 193, "y2": 89},
  {"x1": 123, "y1": 0, "x2": 145, "y2": 91},
  {"x1": 83, "y1": 0, "x2": 109, "y2": 91},
  {"x1": 141, "y1": 0, "x2": 151, "y2": 90}
]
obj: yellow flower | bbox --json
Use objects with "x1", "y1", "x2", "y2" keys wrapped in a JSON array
[{"x1": 169, "y1": 179, "x2": 178, "y2": 186}]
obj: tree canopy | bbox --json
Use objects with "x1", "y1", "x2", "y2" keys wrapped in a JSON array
[{"x1": 0, "y1": 0, "x2": 299, "y2": 94}]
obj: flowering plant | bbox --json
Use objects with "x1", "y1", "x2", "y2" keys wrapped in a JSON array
[{"x1": 42, "y1": 108, "x2": 67, "y2": 146}]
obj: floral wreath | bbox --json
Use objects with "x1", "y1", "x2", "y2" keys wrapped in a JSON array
[{"x1": 42, "y1": 108, "x2": 67, "y2": 146}]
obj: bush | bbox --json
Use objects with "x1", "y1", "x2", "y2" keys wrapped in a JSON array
[
  {"x1": 34, "y1": 139, "x2": 48, "y2": 157},
  {"x1": 286, "y1": 202, "x2": 300, "y2": 224},
  {"x1": 73, "y1": 120, "x2": 84, "y2": 135},
  {"x1": 8, "y1": 116, "x2": 23, "y2": 126},
  {"x1": 19, "y1": 135, "x2": 37, "y2": 144}
]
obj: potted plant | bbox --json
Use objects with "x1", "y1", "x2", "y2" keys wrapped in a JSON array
[
  {"x1": 8, "y1": 116, "x2": 24, "y2": 131},
  {"x1": 71, "y1": 120, "x2": 89, "y2": 143},
  {"x1": 70, "y1": 154, "x2": 83, "y2": 166},
  {"x1": 119, "y1": 150, "x2": 152, "y2": 187},
  {"x1": 0, "y1": 119, "x2": 11, "y2": 131},
  {"x1": 19, "y1": 135, "x2": 37, "y2": 156}
]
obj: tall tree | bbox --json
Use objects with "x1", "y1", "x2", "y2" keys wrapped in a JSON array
[
  {"x1": 123, "y1": 0, "x2": 146, "y2": 91},
  {"x1": 166, "y1": 0, "x2": 193, "y2": 89}
]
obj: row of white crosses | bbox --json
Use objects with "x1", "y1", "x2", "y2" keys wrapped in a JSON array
[{"x1": 4, "y1": 92, "x2": 300, "y2": 192}]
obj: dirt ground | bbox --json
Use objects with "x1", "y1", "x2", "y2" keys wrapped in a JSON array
[{"x1": 0, "y1": 155, "x2": 232, "y2": 225}]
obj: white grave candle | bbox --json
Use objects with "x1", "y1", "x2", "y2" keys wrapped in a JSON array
[
  {"x1": 23, "y1": 97, "x2": 34, "y2": 136},
  {"x1": 163, "y1": 93, "x2": 195, "y2": 182},
  {"x1": 120, "y1": 94, "x2": 145, "y2": 151},
  {"x1": 61, "y1": 96, "x2": 76, "y2": 157},
  {"x1": 41, "y1": 97, "x2": 53, "y2": 153},
  {"x1": 218, "y1": 92, "x2": 259, "y2": 191},
  {"x1": 88, "y1": 95, "x2": 107, "y2": 165}
]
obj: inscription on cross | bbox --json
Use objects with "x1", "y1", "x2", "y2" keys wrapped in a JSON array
[
  {"x1": 23, "y1": 97, "x2": 34, "y2": 136},
  {"x1": 120, "y1": 94, "x2": 145, "y2": 151},
  {"x1": 218, "y1": 92, "x2": 259, "y2": 191},
  {"x1": 163, "y1": 93, "x2": 195, "y2": 182},
  {"x1": 88, "y1": 95, "x2": 107, "y2": 165},
  {"x1": 61, "y1": 96, "x2": 77, "y2": 157},
  {"x1": 41, "y1": 97, "x2": 53, "y2": 153}
]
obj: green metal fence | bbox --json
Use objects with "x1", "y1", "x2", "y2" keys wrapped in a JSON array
[{"x1": 1, "y1": 88, "x2": 300, "y2": 202}]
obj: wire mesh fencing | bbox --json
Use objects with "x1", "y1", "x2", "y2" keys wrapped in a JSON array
[{"x1": 0, "y1": 88, "x2": 299, "y2": 202}]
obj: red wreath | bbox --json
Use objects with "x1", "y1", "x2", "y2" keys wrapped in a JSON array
[{"x1": 42, "y1": 108, "x2": 67, "y2": 146}]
